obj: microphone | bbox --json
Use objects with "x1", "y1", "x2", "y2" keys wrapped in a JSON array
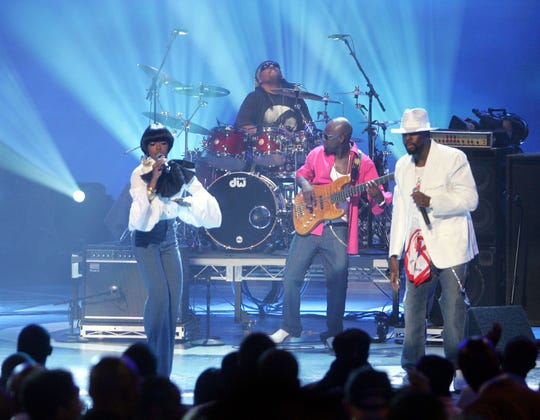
[
  {"x1": 157, "y1": 154, "x2": 171, "y2": 173},
  {"x1": 328, "y1": 34, "x2": 349, "y2": 40},
  {"x1": 172, "y1": 28, "x2": 189, "y2": 35},
  {"x1": 413, "y1": 188, "x2": 431, "y2": 225}
]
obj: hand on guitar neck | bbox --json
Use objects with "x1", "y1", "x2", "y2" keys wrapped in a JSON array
[{"x1": 292, "y1": 173, "x2": 394, "y2": 235}]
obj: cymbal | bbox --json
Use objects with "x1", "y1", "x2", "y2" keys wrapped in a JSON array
[
  {"x1": 137, "y1": 64, "x2": 184, "y2": 88},
  {"x1": 372, "y1": 120, "x2": 400, "y2": 129},
  {"x1": 142, "y1": 112, "x2": 210, "y2": 135},
  {"x1": 173, "y1": 83, "x2": 230, "y2": 98},
  {"x1": 336, "y1": 88, "x2": 369, "y2": 96},
  {"x1": 271, "y1": 88, "x2": 342, "y2": 104}
]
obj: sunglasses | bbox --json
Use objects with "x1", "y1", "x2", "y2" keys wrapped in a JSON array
[
  {"x1": 259, "y1": 61, "x2": 280, "y2": 71},
  {"x1": 323, "y1": 133, "x2": 339, "y2": 141}
]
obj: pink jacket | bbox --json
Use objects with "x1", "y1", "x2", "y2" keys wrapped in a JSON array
[{"x1": 296, "y1": 143, "x2": 391, "y2": 254}]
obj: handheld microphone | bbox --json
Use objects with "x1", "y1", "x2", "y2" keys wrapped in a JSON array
[
  {"x1": 172, "y1": 28, "x2": 189, "y2": 35},
  {"x1": 157, "y1": 154, "x2": 171, "y2": 173},
  {"x1": 413, "y1": 188, "x2": 431, "y2": 225},
  {"x1": 328, "y1": 34, "x2": 349, "y2": 40}
]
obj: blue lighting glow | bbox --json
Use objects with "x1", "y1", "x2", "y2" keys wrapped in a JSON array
[{"x1": 0, "y1": 0, "x2": 538, "y2": 198}]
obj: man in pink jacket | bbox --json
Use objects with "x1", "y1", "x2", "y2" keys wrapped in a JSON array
[{"x1": 270, "y1": 117, "x2": 391, "y2": 347}]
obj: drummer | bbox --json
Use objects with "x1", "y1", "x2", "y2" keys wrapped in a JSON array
[{"x1": 235, "y1": 60, "x2": 313, "y2": 135}]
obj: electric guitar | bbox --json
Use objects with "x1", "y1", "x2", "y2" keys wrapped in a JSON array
[{"x1": 292, "y1": 173, "x2": 394, "y2": 235}]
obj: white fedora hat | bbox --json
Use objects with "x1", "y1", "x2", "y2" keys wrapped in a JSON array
[{"x1": 391, "y1": 108, "x2": 437, "y2": 134}]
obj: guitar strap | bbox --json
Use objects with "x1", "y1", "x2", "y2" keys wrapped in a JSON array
[{"x1": 350, "y1": 150, "x2": 362, "y2": 184}]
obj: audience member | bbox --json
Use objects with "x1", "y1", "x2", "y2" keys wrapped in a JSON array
[
  {"x1": 343, "y1": 368, "x2": 394, "y2": 420},
  {"x1": 84, "y1": 356, "x2": 139, "y2": 420},
  {"x1": 457, "y1": 336, "x2": 540, "y2": 418},
  {"x1": 122, "y1": 342, "x2": 158, "y2": 378},
  {"x1": 387, "y1": 387, "x2": 446, "y2": 420},
  {"x1": 0, "y1": 352, "x2": 34, "y2": 391},
  {"x1": 138, "y1": 375, "x2": 187, "y2": 419},
  {"x1": 16, "y1": 324, "x2": 52, "y2": 366},
  {"x1": 19, "y1": 368, "x2": 82, "y2": 420},
  {"x1": 305, "y1": 328, "x2": 372, "y2": 392},
  {"x1": 415, "y1": 354, "x2": 461, "y2": 418},
  {"x1": 193, "y1": 368, "x2": 223, "y2": 407},
  {"x1": 501, "y1": 335, "x2": 538, "y2": 388}
]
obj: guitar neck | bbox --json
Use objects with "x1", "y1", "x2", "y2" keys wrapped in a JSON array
[{"x1": 333, "y1": 173, "x2": 394, "y2": 202}]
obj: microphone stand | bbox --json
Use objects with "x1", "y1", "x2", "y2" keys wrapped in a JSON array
[
  {"x1": 337, "y1": 37, "x2": 386, "y2": 248},
  {"x1": 145, "y1": 30, "x2": 183, "y2": 121}
]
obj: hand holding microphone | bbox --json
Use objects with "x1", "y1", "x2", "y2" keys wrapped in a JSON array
[
  {"x1": 412, "y1": 188, "x2": 431, "y2": 225},
  {"x1": 156, "y1": 154, "x2": 171, "y2": 173}
]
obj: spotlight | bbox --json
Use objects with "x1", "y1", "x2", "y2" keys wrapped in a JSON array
[{"x1": 72, "y1": 190, "x2": 86, "y2": 203}]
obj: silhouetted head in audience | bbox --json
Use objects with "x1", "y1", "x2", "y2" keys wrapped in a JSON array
[
  {"x1": 193, "y1": 367, "x2": 223, "y2": 406},
  {"x1": 388, "y1": 387, "x2": 446, "y2": 420},
  {"x1": 0, "y1": 352, "x2": 35, "y2": 390},
  {"x1": 258, "y1": 348, "x2": 300, "y2": 396},
  {"x1": 139, "y1": 375, "x2": 186, "y2": 419},
  {"x1": 416, "y1": 354, "x2": 455, "y2": 397},
  {"x1": 457, "y1": 336, "x2": 501, "y2": 392},
  {"x1": 20, "y1": 368, "x2": 82, "y2": 420},
  {"x1": 343, "y1": 368, "x2": 393, "y2": 420},
  {"x1": 238, "y1": 332, "x2": 276, "y2": 374},
  {"x1": 122, "y1": 342, "x2": 158, "y2": 378},
  {"x1": 501, "y1": 335, "x2": 538, "y2": 380},
  {"x1": 87, "y1": 356, "x2": 139, "y2": 419},
  {"x1": 332, "y1": 328, "x2": 371, "y2": 366},
  {"x1": 17, "y1": 324, "x2": 52, "y2": 365}
]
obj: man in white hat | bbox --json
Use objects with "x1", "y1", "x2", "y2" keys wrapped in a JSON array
[{"x1": 387, "y1": 108, "x2": 479, "y2": 373}]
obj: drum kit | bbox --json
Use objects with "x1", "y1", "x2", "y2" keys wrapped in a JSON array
[{"x1": 139, "y1": 63, "x2": 396, "y2": 252}]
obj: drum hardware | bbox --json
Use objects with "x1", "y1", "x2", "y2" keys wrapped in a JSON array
[
  {"x1": 251, "y1": 128, "x2": 288, "y2": 167},
  {"x1": 271, "y1": 87, "x2": 341, "y2": 104},
  {"x1": 137, "y1": 64, "x2": 185, "y2": 89},
  {"x1": 142, "y1": 112, "x2": 210, "y2": 136},
  {"x1": 203, "y1": 126, "x2": 248, "y2": 171},
  {"x1": 173, "y1": 82, "x2": 230, "y2": 98}
]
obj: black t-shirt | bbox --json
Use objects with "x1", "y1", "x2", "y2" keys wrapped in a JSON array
[{"x1": 235, "y1": 86, "x2": 313, "y2": 132}]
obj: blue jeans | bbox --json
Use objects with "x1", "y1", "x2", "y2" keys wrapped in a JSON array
[
  {"x1": 132, "y1": 220, "x2": 183, "y2": 377},
  {"x1": 281, "y1": 224, "x2": 349, "y2": 338},
  {"x1": 402, "y1": 262, "x2": 469, "y2": 369}
]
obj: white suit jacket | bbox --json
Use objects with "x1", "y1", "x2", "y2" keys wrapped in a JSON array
[{"x1": 388, "y1": 141, "x2": 479, "y2": 269}]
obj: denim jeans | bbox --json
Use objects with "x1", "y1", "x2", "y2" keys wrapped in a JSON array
[
  {"x1": 401, "y1": 262, "x2": 469, "y2": 369},
  {"x1": 281, "y1": 224, "x2": 349, "y2": 338},
  {"x1": 132, "y1": 220, "x2": 183, "y2": 377}
]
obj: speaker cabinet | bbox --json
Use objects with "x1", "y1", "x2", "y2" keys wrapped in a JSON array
[
  {"x1": 466, "y1": 305, "x2": 535, "y2": 351},
  {"x1": 506, "y1": 153, "x2": 540, "y2": 325},
  {"x1": 82, "y1": 245, "x2": 191, "y2": 330},
  {"x1": 462, "y1": 147, "x2": 513, "y2": 305}
]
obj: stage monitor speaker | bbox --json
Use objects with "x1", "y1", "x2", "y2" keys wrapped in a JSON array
[
  {"x1": 505, "y1": 153, "x2": 540, "y2": 325},
  {"x1": 82, "y1": 245, "x2": 191, "y2": 325},
  {"x1": 465, "y1": 305, "x2": 535, "y2": 351}
]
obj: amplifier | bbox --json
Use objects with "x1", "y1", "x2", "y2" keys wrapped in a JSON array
[
  {"x1": 81, "y1": 244, "x2": 185, "y2": 340},
  {"x1": 431, "y1": 130, "x2": 493, "y2": 148}
]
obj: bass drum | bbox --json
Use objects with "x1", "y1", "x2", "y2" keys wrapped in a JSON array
[{"x1": 205, "y1": 172, "x2": 282, "y2": 250}]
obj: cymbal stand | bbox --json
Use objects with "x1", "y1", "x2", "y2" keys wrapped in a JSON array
[
  {"x1": 334, "y1": 36, "x2": 386, "y2": 248},
  {"x1": 181, "y1": 97, "x2": 208, "y2": 158},
  {"x1": 145, "y1": 30, "x2": 183, "y2": 122}
]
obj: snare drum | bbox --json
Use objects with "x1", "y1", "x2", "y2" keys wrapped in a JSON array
[
  {"x1": 252, "y1": 127, "x2": 288, "y2": 167},
  {"x1": 204, "y1": 126, "x2": 247, "y2": 171}
]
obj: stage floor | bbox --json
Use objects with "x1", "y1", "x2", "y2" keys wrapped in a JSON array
[{"x1": 1, "y1": 251, "x2": 539, "y2": 410}]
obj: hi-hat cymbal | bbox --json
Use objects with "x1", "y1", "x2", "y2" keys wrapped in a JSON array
[
  {"x1": 137, "y1": 64, "x2": 184, "y2": 88},
  {"x1": 173, "y1": 83, "x2": 230, "y2": 98},
  {"x1": 142, "y1": 112, "x2": 210, "y2": 135},
  {"x1": 271, "y1": 88, "x2": 342, "y2": 104}
]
